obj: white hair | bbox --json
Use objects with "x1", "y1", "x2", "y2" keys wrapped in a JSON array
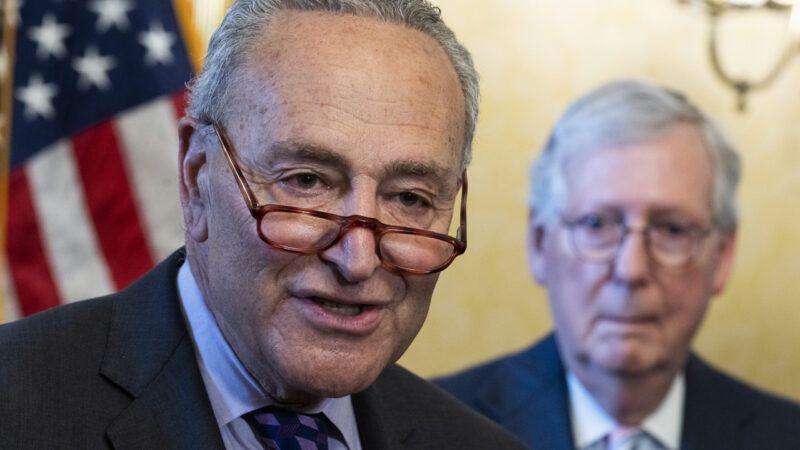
[
  {"x1": 529, "y1": 79, "x2": 741, "y2": 232},
  {"x1": 187, "y1": 0, "x2": 479, "y2": 167}
]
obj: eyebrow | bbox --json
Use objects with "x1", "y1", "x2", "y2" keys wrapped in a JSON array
[
  {"x1": 385, "y1": 160, "x2": 450, "y2": 179},
  {"x1": 262, "y1": 140, "x2": 349, "y2": 171},
  {"x1": 384, "y1": 160, "x2": 458, "y2": 197},
  {"x1": 261, "y1": 140, "x2": 457, "y2": 191}
]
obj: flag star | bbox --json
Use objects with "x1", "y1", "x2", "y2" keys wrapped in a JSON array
[
  {"x1": 139, "y1": 22, "x2": 175, "y2": 66},
  {"x1": 88, "y1": 0, "x2": 135, "y2": 33},
  {"x1": 15, "y1": 73, "x2": 59, "y2": 120},
  {"x1": 28, "y1": 13, "x2": 72, "y2": 60},
  {"x1": 72, "y1": 46, "x2": 116, "y2": 91}
]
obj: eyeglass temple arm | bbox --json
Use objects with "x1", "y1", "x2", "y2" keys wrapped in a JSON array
[
  {"x1": 212, "y1": 123, "x2": 260, "y2": 214},
  {"x1": 458, "y1": 170, "x2": 467, "y2": 246}
]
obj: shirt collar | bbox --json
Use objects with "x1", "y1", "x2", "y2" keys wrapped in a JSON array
[
  {"x1": 176, "y1": 261, "x2": 360, "y2": 448},
  {"x1": 567, "y1": 371, "x2": 684, "y2": 450}
]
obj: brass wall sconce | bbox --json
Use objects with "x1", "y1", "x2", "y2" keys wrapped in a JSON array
[{"x1": 678, "y1": 0, "x2": 800, "y2": 111}]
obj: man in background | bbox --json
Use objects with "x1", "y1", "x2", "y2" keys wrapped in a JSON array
[
  {"x1": 437, "y1": 80, "x2": 800, "y2": 450},
  {"x1": 0, "y1": 1, "x2": 524, "y2": 448}
]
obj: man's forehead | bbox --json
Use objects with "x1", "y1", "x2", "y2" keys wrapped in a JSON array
[
  {"x1": 218, "y1": 9, "x2": 466, "y2": 179},
  {"x1": 245, "y1": 9, "x2": 452, "y2": 71},
  {"x1": 562, "y1": 129, "x2": 715, "y2": 216}
]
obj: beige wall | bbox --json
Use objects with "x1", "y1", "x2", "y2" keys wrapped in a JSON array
[{"x1": 196, "y1": 0, "x2": 800, "y2": 401}]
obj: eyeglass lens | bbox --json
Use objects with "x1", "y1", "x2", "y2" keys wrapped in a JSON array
[
  {"x1": 568, "y1": 221, "x2": 703, "y2": 267},
  {"x1": 259, "y1": 210, "x2": 458, "y2": 273}
]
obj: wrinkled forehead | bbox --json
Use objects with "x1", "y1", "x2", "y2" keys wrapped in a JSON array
[
  {"x1": 559, "y1": 124, "x2": 716, "y2": 218},
  {"x1": 218, "y1": 10, "x2": 466, "y2": 180}
]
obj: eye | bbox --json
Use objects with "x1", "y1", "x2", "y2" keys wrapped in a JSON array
[
  {"x1": 273, "y1": 171, "x2": 334, "y2": 203},
  {"x1": 653, "y1": 221, "x2": 693, "y2": 237},
  {"x1": 290, "y1": 173, "x2": 320, "y2": 190},
  {"x1": 577, "y1": 213, "x2": 616, "y2": 231},
  {"x1": 397, "y1": 191, "x2": 429, "y2": 208}
]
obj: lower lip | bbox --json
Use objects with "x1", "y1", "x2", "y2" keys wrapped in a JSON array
[
  {"x1": 295, "y1": 297, "x2": 384, "y2": 335},
  {"x1": 597, "y1": 316, "x2": 655, "y2": 329}
]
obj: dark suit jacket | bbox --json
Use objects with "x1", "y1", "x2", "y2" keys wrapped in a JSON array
[
  {"x1": 0, "y1": 250, "x2": 524, "y2": 449},
  {"x1": 435, "y1": 334, "x2": 800, "y2": 450}
]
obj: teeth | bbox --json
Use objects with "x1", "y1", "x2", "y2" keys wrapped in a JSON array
[{"x1": 316, "y1": 300, "x2": 364, "y2": 316}]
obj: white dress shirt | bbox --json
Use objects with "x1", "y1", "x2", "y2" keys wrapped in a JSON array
[
  {"x1": 568, "y1": 371, "x2": 684, "y2": 450},
  {"x1": 177, "y1": 262, "x2": 362, "y2": 450}
]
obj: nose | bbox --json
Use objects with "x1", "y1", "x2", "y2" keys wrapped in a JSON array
[
  {"x1": 611, "y1": 228, "x2": 651, "y2": 288},
  {"x1": 320, "y1": 225, "x2": 382, "y2": 283},
  {"x1": 318, "y1": 188, "x2": 383, "y2": 283}
]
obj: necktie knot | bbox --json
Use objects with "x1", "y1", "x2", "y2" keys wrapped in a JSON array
[
  {"x1": 608, "y1": 425, "x2": 641, "y2": 449},
  {"x1": 583, "y1": 426, "x2": 666, "y2": 450},
  {"x1": 246, "y1": 407, "x2": 347, "y2": 450}
]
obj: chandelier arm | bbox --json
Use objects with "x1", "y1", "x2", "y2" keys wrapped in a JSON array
[
  {"x1": 707, "y1": 14, "x2": 748, "y2": 90},
  {"x1": 710, "y1": 19, "x2": 799, "y2": 93}
]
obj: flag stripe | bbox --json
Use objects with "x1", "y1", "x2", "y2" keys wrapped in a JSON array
[
  {"x1": 72, "y1": 123, "x2": 155, "y2": 290},
  {"x1": 6, "y1": 169, "x2": 61, "y2": 315},
  {"x1": 115, "y1": 95, "x2": 184, "y2": 260},
  {"x1": 27, "y1": 140, "x2": 114, "y2": 302},
  {"x1": 172, "y1": 90, "x2": 189, "y2": 119},
  {"x1": 5, "y1": 0, "x2": 197, "y2": 322}
]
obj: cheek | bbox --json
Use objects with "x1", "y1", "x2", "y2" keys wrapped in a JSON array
[
  {"x1": 543, "y1": 254, "x2": 609, "y2": 340},
  {"x1": 656, "y1": 273, "x2": 713, "y2": 338},
  {"x1": 389, "y1": 275, "x2": 437, "y2": 353},
  {"x1": 546, "y1": 252, "x2": 608, "y2": 310}
]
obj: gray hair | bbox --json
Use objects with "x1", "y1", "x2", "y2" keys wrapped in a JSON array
[
  {"x1": 529, "y1": 79, "x2": 741, "y2": 232},
  {"x1": 187, "y1": 0, "x2": 479, "y2": 167}
]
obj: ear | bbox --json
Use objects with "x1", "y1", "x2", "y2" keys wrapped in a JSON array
[
  {"x1": 527, "y1": 209, "x2": 549, "y2": 285},
  {"x1": 711, "y1": 229, "x2": 737, "y2": 295},
  {"x1": 178, "y1": 117, "x2": 209, "y2": 242}
]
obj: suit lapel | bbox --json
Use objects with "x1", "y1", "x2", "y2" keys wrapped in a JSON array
[
  {"x1": 100, "y1": 250, "x2": 224, "y2": 449},
  {"x1": 105, "y1": 337, "x2": 224, "y2": 449},
  {"x1": 680, "y1": 354, "x2": 754, "y2": 450},
  {"x1": 487, "y1": 334, "x2": 574, "y2": 450},
  {"x1": 352, "y1": 385, "x2": 396, "y2": 449},
  {"x1": 516, "y1": 376, "x2": 574, "y2": 450}
]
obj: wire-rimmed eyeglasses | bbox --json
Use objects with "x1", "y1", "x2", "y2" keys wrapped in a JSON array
[
  {"x1": 561, "y1": 212, "x2": 714, "y2": 268},
  {"x1": 211, "y1": 123, "x2": 467, "y2": 275}
]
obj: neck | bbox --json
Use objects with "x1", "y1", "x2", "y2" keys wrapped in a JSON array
[{"x1": 571, "y1": 360, "x2": 681, "y2": 426}]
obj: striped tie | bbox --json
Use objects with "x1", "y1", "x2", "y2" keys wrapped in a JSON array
[
  {"x1": 583, "y1": 428, "x2": 666, "y2": 450},
  {"x1": 628, "y1": 432, "x2": 665, "y2": 450},
  {"x1": 246, "y1": 407, "x2": 347, "y2": 450}
]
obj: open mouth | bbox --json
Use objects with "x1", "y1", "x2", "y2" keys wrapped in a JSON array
[{"x1": 312, "y1": 298, "x2": 368, "y2": 317}]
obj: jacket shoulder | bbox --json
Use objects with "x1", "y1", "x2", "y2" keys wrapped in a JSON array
[
  {"x1": 0, "y1": 295, "x2": 130, "y2": 448},
  {"x1": 433, "y1": 335, "x2": 562, "y2": 412},
  {"x1": 374, "y1": 364, "x2": 527, "y2": 449},
  {"x1": 0, "y1": 295, "x2": 115, "y2": 368},
  {"x1": 684, "y1": 354, "x2": 800, "y2": 448}
]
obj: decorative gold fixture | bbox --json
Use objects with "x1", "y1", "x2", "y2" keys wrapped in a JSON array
[{"x1": 678, "y1": 0, "x2": 800, "y2": 111}]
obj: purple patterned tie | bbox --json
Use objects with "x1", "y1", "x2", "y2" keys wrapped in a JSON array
[{"x1": 246, "y1": 407, "x2": 347, "y2": 450}]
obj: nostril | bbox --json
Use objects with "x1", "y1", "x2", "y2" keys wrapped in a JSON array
[{"x1": 319, "y1": 228, "x2": 382, "y2": 282}]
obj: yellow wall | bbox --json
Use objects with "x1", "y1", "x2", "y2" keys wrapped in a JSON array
[{"x1": 196, "y1": 0, "x2": 800, "y2": 401}]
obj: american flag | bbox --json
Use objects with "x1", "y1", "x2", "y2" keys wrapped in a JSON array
[{"x1": 1, "y1": 0, "x2": 199, "y2": 322}]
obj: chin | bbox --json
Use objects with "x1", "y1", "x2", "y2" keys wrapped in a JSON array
[
  {"x1": 276, "y1": 348, "x2": 391, "y2": 402},
  {"x1": 589, "y1": 347, "x2": 669, "y2": 378}
]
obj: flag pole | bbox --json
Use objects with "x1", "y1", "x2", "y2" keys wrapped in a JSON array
[
  {"x1": 0, "y1": 0, "x2": 18, "y2": 323},
  {"x1": 173, "y1": 0, "x2": 206, "y2": 73}
]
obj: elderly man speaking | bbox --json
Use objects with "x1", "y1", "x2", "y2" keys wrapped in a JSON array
[
  {"x1": 0, "y1": 1, "x2": 524, "y2": 448},
  {"x1": 437, "y1": 80, "x2": 800, "y2": 450}
]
